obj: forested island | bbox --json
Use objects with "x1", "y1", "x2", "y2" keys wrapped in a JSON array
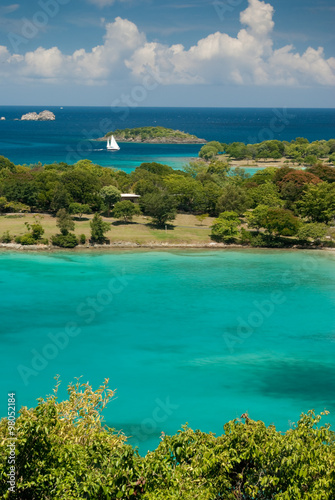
[
  {"x1": 0, "y1": 136, "x2": 334, "y2": 249},
  {"x1": 100, "y1": 126, "x2": 206, "y2": 144}
]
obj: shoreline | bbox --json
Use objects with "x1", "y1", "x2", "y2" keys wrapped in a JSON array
[{"x1": 1, "y1": 242, "x2": 334, "y2": 253}]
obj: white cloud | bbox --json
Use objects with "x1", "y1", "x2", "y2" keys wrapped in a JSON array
[
  {"x1": 0, "y1": 17, "x2": 144, "y2": 84},
  {"x1": 0, "y1": 0, "x2": 334, "y2": 88},
  {"x1": 126, "y1": 0, "x2": 335, "y2": 87},
  {"x1": 240, "y1": 0, "x2": 274, "y2": 38}
]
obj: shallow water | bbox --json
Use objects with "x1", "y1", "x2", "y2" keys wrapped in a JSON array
[{"x1": 1, "y1": 249, "x2": 334, "y2": 454}]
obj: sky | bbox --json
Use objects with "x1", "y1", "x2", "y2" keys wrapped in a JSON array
[{"x1": 0, "y1": 0, "x2": 334, "y2": 107}]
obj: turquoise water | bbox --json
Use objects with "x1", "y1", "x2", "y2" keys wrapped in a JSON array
[{"x1": 1, "y1": 249, "x2": 334, "y2": 454}]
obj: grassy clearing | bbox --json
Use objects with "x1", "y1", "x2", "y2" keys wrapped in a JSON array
[{"x1": 0, "y1": 213, "x2": 214, "y2": 245}]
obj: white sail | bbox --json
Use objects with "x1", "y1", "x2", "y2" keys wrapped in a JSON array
[{"x1": 107, "y1": 135, "x2": 120, "y2": 151}]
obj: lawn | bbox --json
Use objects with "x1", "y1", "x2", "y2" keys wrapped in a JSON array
[{"x1": 0, "y1": 213, "x2": 214, "y2": 245}]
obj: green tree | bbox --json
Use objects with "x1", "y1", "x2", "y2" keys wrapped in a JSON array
[
  {"x1": 211, "y1": 211, "x2": 240, "y2": 242},
  {"x1": 138, "y1": 162, "x2": 174, "y2": 176},
  {"x1": 0, "y1": 378, "x2": 140, "y2": 499},
  {"x1": 56, "y1": 208, "x2": 75, "y2": 236},
  {"x1": 250, "y1": 167, "x2": 278, "y2": 185},
  {"x1": 245, "y1": 204, "x2": 270, "y2": 231},
  {"x1": 248, "y1": 182, "x2": 283, "y2": 208},
  {"x1": 298, "y1": 222, "x2": 328, "y2": 244},
  {"x1": 298, "y1": 182, "x2": 335, "y2": 223},
  {"x1": 164, "y1": 174, "x2": 206, "y2": 213},
  {"x1": 263, "y1": 207, "x2": 300, "y2": 236},
  {"x1": 50, "y1": 184, "x2": 71, "y2": 212},
  {"x1": 69, "y1": 202, "x2": 91, "y2": 220},
  {"x1": 0, "y1": 155, "x2": 16, "y2": 172},
  {"x1": 199, "y1": 145, "x2": 219, "y2": 160},
  {"x1": 100, "y1": 185, "x2": 121, "y2": 216},
  {"x1": 90, "y1": 213, "x2": 110, "y2": 243},
  {"x1": 140, "y1": 192, "x2": 177, "y2": 226},
  {"x1": 112, "y1": 200, "x2": 141, "y2": 222},
  {"x1": 1, "y1": 380, "x2": 334, "y2": 499},
  {"x1": 216, "y1": 184, "x2": 251, "y2": 215},
  {"x1": 25, "y1": 218, "x2": 45, "y2": 240}
]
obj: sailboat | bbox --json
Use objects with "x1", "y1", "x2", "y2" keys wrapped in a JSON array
[{"x1": 107, "y1": 135, "x2": 120, "y2": 151}]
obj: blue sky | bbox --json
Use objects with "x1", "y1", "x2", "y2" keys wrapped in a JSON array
[{"x1": 0, "y1": 0, "x2": 334, "y2": 106}]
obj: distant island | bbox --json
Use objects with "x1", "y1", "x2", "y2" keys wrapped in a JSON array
[
  {"x1": 21, "y1": 110, "x2": 56, "y2": 121},
  {"x1": 99, "y1": 126, "x2": 206, "y2": 144}
]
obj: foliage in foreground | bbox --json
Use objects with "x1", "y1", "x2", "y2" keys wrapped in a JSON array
[{"x1": 0, "y1": 379, "x2": 334, "y2": 499}]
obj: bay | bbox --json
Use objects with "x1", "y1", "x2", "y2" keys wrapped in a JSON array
[{"x1": 1, "y1": 249, "x2": 334, "y2": 454}]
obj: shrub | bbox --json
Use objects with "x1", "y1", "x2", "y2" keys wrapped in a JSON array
[
  {"x1": 1, "y1": 231, "x2": 12, "y2": 243},
  {"x1": 15, "y1": 234, "x2": 36, "y2": 245},
  {"x1": 51, "y1": 233, "x2": 78, "y2": 248},
  {"x1": 79, "y1": 233, "x2": 86, "y2": 244}
]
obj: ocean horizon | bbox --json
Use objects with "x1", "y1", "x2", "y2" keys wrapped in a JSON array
[{"x1": 0, "y1": 106, "x2": 334, "y2": 172}]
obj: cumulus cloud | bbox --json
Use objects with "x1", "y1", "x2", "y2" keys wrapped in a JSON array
[
  {"x1": 0, "y1": 0, "x2": 334, "y2": 88},
  {"x1": 240, "y1": 0, "x2": 274, "y2": 38},
  {"x1": 1, "y1": 17, "x2": 144, "y2": 84},
  {"x1": 126, "y1": 0, "x2": 335, "y2": 87}
]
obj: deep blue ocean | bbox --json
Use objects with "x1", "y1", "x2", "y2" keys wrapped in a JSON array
[{"x1": 0, "y1": 106, "x2": 334, "y2": 172}]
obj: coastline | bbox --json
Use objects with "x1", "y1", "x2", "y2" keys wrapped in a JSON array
[{"x1": 1, "y1": 242, "x2": 334, "y2": 253}]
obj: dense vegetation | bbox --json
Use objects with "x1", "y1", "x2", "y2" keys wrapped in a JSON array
[
  {"x1": 0, "y1": 136, "x2": 335, "y2": 248},
  {"x1": 105, "y1": 126, "x2": 205, "y2": 143},
  {"x1": 0, "y1": 379, "x2": 334, "y2": 499},
  {"x1": 199, "y1": 138, "x2": 335, "y2": 163}
]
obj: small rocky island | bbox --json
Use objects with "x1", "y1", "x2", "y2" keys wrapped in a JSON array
[
  {"x1": 21, "y1": 110, "x2": 56, "y2": 121},
  {"x1": 99, "y1": 126, "x2": 206, "y2": 144}
]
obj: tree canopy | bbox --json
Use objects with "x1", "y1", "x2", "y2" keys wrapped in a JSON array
[{"x1": 1, "y1": 379, "x2": 334, "y2": 499}]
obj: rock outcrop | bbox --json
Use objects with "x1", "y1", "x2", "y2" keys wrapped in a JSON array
[{"x1": 21, "y1": 110, "x2": 56, "y2": 121}]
